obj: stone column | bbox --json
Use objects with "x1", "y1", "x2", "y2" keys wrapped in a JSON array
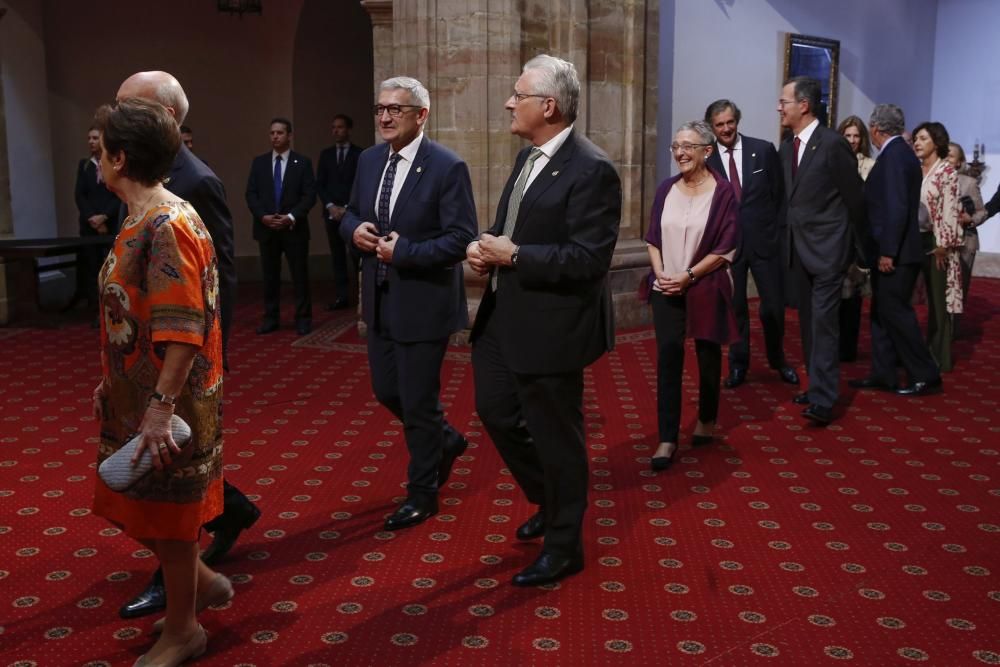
[
  {"x1": 360, "y1": 0, "x2": 395, "y2": 144},
  {"x1": 1, "y1": 7, "x2": 14, "y2": 323}
]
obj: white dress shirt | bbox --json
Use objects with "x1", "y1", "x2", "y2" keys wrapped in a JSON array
[
  {"x1": 794, "y1": 118, "x2": 820, "y2": 166},
  {"x1": 523, "y1": 125, "x2": 574, "y2": 191},
  {"x1": 272, "y1": 149, "x2": 295, "y2": 222},
  {"x1": 721, "y1": 136, "x2": 743, "y2": 185},
  {"x1": 376, "y1": 132, "x2": 423, "y2": 220}
]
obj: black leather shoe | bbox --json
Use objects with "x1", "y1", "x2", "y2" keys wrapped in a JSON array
[
  {"x1": 327, "y1": 298, "x2": 350, "y2": 311},
  {"x1": 651, "y1": 442, "x2": 677, "y2": 471},
  {"x1": 512, "y1": 551, "x2": 584, "y2": 587},
  {"x1": 296, "y1": 320, "x2": 311, "y2": 336},
  {"x1": 515, "y1": 511, "x2": 546, "y2": 541},
  {"x1": 896, "y1": 378, "x2": 943, "y2": 396},
  {"x1": 256, "y1": 322, "x2": 278, "y2": 335},
  {"x1": 848, "y1": 376, "x2": 897, "y2": 391},
  {"x1": 202, "y1": 503, "x2": 262, "y2": 566},
  {"x1": 778, "y1": 366, "x2": 800, "y2": 385},
  {"x1": 439, "y1": 436, "x2": 468, "y2": 487},
  {"x1": 118, "y1": 582, "x2": 166, "y2": 619},
  {"x1": 802, "y1": 404, "x2": 833, "y2": 425},
  {"x1": 724, "y1": 368, "x2": 747, "y2": 388},
  {"x1": 792, "y1": 392, "x2": 810, "y2": 405},
  {"x1": 384, "y1": 498, "x2": 438, "y2": 531}
]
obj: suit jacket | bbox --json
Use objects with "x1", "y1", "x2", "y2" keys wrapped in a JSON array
[
  {"x1": 245, "y1": 150, "x2": 317, "y2": 241},
  {"x1": 986, "y1": 181, "x2": 1000, "y2": 219},
  {"x1": 75, "y1": 158, "x2": 121, "y2": 235},
  {"x1": 706, "y1": 134, "x2": 782, "y2": 259},
  {"x1": 470, "y1": 129, "x2": 622, "y2": 375},
  {"x1": 316, "y1": 143, "x2": 363, "y2": 210},
  {"x1": 779, "y1": 124, "x2": 867, "y2": 274},
  {"x1": 340, "y1": 136, "x2": 477, "y2": 342},
  {"x1": 864, "y1": 136, "x2": 923, "y2": 267}
]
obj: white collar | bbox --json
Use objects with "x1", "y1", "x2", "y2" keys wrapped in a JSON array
[
  {"x1": 390, "y1": 132, "x2": 424, "y2": 163},
  {"x1": 272, "y1": 149, "x2": 291, "y2": 162},
  {"x1": 534, "y1": 125, "x2": 573, "y2": 158},
  {"x1": 795, "y1": 118, "x2": 820, "y2": 147},
  {"x1": 721, "y1": 135, "x2": 742, "y2": 154}
]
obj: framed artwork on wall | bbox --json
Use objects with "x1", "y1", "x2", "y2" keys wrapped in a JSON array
[{"x1": 783, "y1": 33, "x2": 840, "y2": 129}]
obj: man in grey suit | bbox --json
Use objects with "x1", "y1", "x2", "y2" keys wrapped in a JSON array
[{"x1": 778, "y1": 76, "x2": 867, "y2": 425}]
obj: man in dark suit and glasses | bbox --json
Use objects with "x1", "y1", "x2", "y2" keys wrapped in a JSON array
[
  {"x1": 468, "y1": 55, "x2": 622, "y2": 586},
  {"x1": 342, "y1": 77, "x2": 475, "y2": 531},
  {"x1": 849, "y1": 104, "x2": 941, "y2": 394},
  {"x1": 246, "y1": 117, "x2": 317, "y2": 336},
  {"x1": 316, "y1": 114, "x2": 363, "y2": 310},
  {"x1": 113, "y1": 70, "x2": 259, "y2": 619},
  {"x1": 778, "y1": 76, "x2": 868, "y2": 425},
  {"x1": 704, "y1": 99, "x2": 798, "y2": 389}
]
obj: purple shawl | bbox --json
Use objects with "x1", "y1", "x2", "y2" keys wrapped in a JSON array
[{"x1": 642, "y1": 168, "x2": 741, "y2": 345}]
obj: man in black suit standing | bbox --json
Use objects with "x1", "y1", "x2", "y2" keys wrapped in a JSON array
[
  {"x1": 704, "y1": 99, "x2": 798, "y2": 389},
  {"x1": 316, "y1": 114, "x2": 363, "y2": 310},
  {"x1": 778, "y1": 76, "x2": 867, "y2": 425},
  {"x1": 246, "y1": 118, "x2": 317, "y2": 335},
  {"x1": 114, "y1": 70, "x2": 259, "y2": 619},
  {"x1": 468, "y1": 55, "x2": 622, "y2": 586},
  {"x1": 342, "y1": 77, "x2": 475, "y2": 531},
  {"x1": 849, "y1": 104, "x2": 941, "y2": 395},
  {"x1": 74, "y1": 125, "x2": 121, "y2": 316}
]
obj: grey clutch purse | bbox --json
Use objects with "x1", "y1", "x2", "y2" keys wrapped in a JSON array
[{"x1": 98, "y1": 415, "x2": 192, "y2": 492}]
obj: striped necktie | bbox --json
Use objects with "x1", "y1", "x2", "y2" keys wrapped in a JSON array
[{"x1": 493, "y1": 147, "x2": 543, "y2": 290}]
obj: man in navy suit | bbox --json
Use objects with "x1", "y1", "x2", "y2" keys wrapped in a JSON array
[
  {"x1": 316, "y1": 114, "x2": 363, "y2": 310},
  {"x1": 468, "y1": 55, "x2": 622, "y2": 586},
  {"x1": 705, "y1": 99, "x2": 798, "y2": 389},
  {"x1": 849, "y1": 104, "x2": 941, "y2": 394},
  {"x1": 246, "y1": 118, "x2": 317, "y2": 335},
  {"x1": 74, "y1": 126, "x2": 121, "y2": 314},
  {"x1": 342, "y1": 77, "x2": 475, "y2": 531}
]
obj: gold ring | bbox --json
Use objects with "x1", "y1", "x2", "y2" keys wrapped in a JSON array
[{"x1": 157, "y1": 443, "x2": 167, "y2": 451}]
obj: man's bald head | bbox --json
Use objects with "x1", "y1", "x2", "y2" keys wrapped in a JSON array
[{"x1": 117, "y1": 71, "x2": 190, "y2": 124}]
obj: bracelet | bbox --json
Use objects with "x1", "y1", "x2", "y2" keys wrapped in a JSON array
[{"x1": 686, "y1": 268, "x2": 697, "y2": 283}]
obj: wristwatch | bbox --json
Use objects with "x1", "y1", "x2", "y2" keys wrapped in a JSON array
[
  {"x1": 511, "y1": 246, "x2": 520, "y2": 267},
  {"x1": 150, "y1": 391, "x2": 176, "y2": 406},
  {"x1": 686, "y1": 268, "x2": 697, "y2": 283}
]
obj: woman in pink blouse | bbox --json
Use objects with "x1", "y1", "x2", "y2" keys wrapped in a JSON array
[
  {"x1": 912, "y1": 122, "x2": 962, "y2": 371},
  {"x1": 643, "y1": 121, "x2": 740, "y2": 471}
]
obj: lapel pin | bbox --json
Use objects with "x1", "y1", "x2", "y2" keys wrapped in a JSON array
[
  {"x1": 416, "y1": 167, "x2": 423, "y2": 173},
  {"x1": 552, "y1": 170, "x2": 560, "y2": 176},
  {"x1": 751, "y1": 153, "x2": 756, "y2": 158}
]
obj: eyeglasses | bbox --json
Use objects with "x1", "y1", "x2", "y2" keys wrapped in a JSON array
[
  {"x1": 670, "y1": 143, "x2": 710, "y2": 153},
  {"x1": 373, "y1": 104, "x2": 423, "y2": 117},
  {"x1": 511, "y1": 91, "x2": 549, "y2": 103},
  {"x1": 777, "y1": 99, "x2": 799, "y2": 107}
]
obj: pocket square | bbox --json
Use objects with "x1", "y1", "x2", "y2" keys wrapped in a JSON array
[
  {"x1": 98, "y1": 415, "x2": 192, "y2": 492},
  {"x1": 752, "y1": 169, "x2": 764, "y2": 174}
]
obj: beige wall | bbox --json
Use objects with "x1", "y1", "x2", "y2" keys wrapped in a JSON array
[{"x1": 43, "y1": 0, "x2": 373, "y2": 259}]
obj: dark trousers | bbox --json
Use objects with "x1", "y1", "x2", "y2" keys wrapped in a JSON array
[
  {"x1": 869, "y1": 263, "x2": 940, "y2": 386},
  {"x1": 790, "y1": 244, "x2": 844, "y2": 409},
  {"x1": 259, "y1": 234, "x2": 311, "y2": 325},
  {"x1": 729, "y1": 251, "x2": 788, "y2": 371},
  {"x1": 921, "y1": 232, "x2": 953, "y2": 372},
  {"x1": 651, "y1": 292, "x2": 722, "y2": 443},
  {"x1": 368, "y1": 290, "x2": 462, "y2": 499},
  {"x1": 77, "y1": 241, "x2": 112, "y2": 306},
  {"x1": 472, "y1": 314, "x2": 587, "y2": 558},
  {"x1": 839, "y1": 295, "x2": 863, "y2": 362},
  {"x1": 325, "y1": 217, "x2": 356, "y2": 302}
]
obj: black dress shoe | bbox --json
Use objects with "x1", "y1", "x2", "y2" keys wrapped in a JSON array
[
  {"x1": 896, "y1": 378, "x2": 943, "y2": 396},
  {"x1": 515, "y1": 511, "x2": 546, "y2": 541},
  {"x1": 296, "y1": 320, "x2": 311, "y2": 336},
  {"x1": 778, "y1": 366, "x2": 800, "y2": 385},
  {"x1": 512, "y1": 551, "x2": 584, "y2": 587},
  {"x1": 327, "y1": 298, "x2": 350, "y2": 311},
  {"x1": 256, "y1": 322, "x2": 278, "y2": 335},
  {"x1": 802, "y1": 404, "x2": 833, "y2": 425},
  {"x1": 848, "y1": 377, "x2": 897, "y2": 391},
  {"x1": 439, "y1": 436, "x2": 468, "y2": 487},
  {"x1": 118, "y1": 582, "x2": 166, "y2": 619},
  {"x1": 384, "y1": 498, "x2": 438, "y2": 531},
  {"x1": 202, "y1": 502, "x2": 262, "y2": 567},
  {"x1": 692, "y1": 434, "x2": 714, "y2": 447},
  {"x1": 724, "y1": 368, "x2": 747, "y2": 388},
  {"x1": 650, "y1": 443, "x2": 677, "y2": 471},
  {"x1": 792, "y1": 392, "x2": 810, "y2": 405}
]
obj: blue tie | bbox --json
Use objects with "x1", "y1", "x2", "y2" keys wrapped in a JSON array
[
  {"x1": 376, "y1": 153, "x2": 402, "y2": 286},
  {"x1": 273, "y1": 155, "x2": 283, "y2": 211}
]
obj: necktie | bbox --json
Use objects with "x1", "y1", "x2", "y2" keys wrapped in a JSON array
[
  {"x1": 338, "y1": 146, "x2": 345, "y2": 166},
  {"x1": 728, "y1": 148, "x2": 741, "y2": 202},
  {"x1": 376, "y1": 153, "x2": 402, "y2": 286},
  {"x1": 273, "y1": 155, "x2": 283, "y2": 211},
  {"x1": 95, "y1": 161, "x2": 103, "y2": 184},
  {"x1": 791, "y1": 137, "x2": 801, "y2": 179},
  {"x1": 493, "y1": 147, "x2": 544, "y2": 290}
]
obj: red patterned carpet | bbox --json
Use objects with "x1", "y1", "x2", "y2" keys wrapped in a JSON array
[{"x1": 2, "y1": 281, "x2": 999, "y2": 666}]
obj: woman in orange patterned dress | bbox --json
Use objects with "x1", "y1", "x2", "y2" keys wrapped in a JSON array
[{"x1": 91, "y1": 98, "x2": 228, "y2": 667}]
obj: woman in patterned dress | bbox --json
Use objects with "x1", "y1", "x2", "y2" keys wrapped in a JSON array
[
  {"x1": 912, "y1": 122, "x2": 963, "y2": 372},
  {"x1": 91, "y1": 98, "x2": 228, "y2": 666}
]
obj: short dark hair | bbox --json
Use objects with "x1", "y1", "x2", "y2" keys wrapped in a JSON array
[
  {"x1": 333, "y1": 114, "x2": 353, "y2": 129},
  {"x1": 179, "y1": 124, "x2": 193, "y2": 134},
  {"x1": 785, "y1": 76, "x2": 822, "y2": 116},
  {"x1": 270, "y1": 117, "x2": 292, "y2": 133},
  {"x1": 913, "y1": 121, "x2": 950, "y2": 159},
  {"x1": 95, "y1": 98, "x2": 180, "y2": 186},
  {"x1": 704, "y1": 99, "x2": 741, "y2": 125},
  {"x1": 836, "y1": 115, "x2": 872, "y2": 156}
]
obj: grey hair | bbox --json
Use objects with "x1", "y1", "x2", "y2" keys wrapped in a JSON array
[
  {"x1": 522, "y1": 54, "x2": 580, "y2": 123},
  {"x1": 676, "y1": 120, "x2": 715, "y2": 146},
  {"x1": 152, "y1": 75, "x2": 190, "y2": 124},
  {"x1": 380, "y1": 76, "x2": 430, "y2": 110},
  {"x1": 869, "y1": 103, "x2": 906, "y2": 137}
]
